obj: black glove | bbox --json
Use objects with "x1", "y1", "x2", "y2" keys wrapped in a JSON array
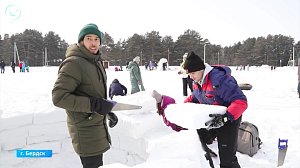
[
  {"x1": 107, "y1": 112, "x2": 118, "y2": 128},
  {"x1": 205, "y1": 113, "x2": 228, "y2": 130},
  {"x1": 90, "y1": 97, "x2": 116, "y2": 115}
]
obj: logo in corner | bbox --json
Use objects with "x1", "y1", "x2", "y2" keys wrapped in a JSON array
[{"x1": 5, "y1": 4, "x2": 22, "y2": 22}]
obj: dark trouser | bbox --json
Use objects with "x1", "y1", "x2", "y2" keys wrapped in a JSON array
[
  {"x1": 216, "y1": 117, "x2": 242, "y2": 168},
  {"x1": 80, "y1": 154, "x2": 103, "y2": 168},
  {"x1": 182, "y1": 77, "x2": 193, "y2": 96}
]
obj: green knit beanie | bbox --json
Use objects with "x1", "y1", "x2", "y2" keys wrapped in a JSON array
[{"x1": 78, "y1": 23, "x2": 102, "y2": 43}]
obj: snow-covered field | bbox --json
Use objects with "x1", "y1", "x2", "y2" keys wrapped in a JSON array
[{"x1": 0, "y1": 65, "x2": 299, "y2": 168}]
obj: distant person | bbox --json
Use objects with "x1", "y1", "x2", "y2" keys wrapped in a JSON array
[
  {"x1": 178, "y1": 53, "x2": 193, "y2": 96},
  {"x1": 128, "y1": 56, "x2": 145, "y2": 94},
  {"x1": 19, "y1": 61, "x2": 22, "y2": 72},
  {"x1": 0, "y1": 60, "x2": 5, "y2": 73},
  {"x1": 109, "y1": 79, "x2": 127, "y2": 100},
  {"x1": 25, "y1": 63, "x2": 30, "y2": 72},
  {"x1": 144, "y1": 61, "x2": 149, "y2": 70},
  {"x1": 162, "y1": 62, "x2": 167, "y2": 71},
  {"x1": 298, "y1": 82, "x2": 300, "y2": 98},
  {"x1": 0, "y1": 60, "x2": 5, "y2": 74},
  {"x1": 22, "y1": 61, "x2": 26, "y2": 72},
  {"x1": 298, "y1": 58, "x2": 300, "y2": 98},
  {"x1": 126, "y1": 61, "x2": 130, "y2": 70},
  {"x1": 11, "y1": 61, "x2": 16, "y2": 73},
  {"x1": 148, "y1": 60, "x2": 154, "y2": 71},
  {"x1": 52, "y1": 23, "x2": 118, "y2": 168}
]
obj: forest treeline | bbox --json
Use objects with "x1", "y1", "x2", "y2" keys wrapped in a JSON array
[{"x1": 0, "y1": 29, "x2": 299, "y2": 67}]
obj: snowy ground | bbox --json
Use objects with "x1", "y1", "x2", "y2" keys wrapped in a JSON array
[{"x1": 0, "y1": 65, "x2": 299, "y2": 168}]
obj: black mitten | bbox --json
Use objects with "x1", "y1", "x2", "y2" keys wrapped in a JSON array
[
  {"x1": 107, "y1": 112, "x2": 118, "y2": 128},
  {"x1": 205, "y1": 113, "x2": 228, "y2": 130},
  {"x1": 90, "y1": 97, "x2": 115, "y2": 115}
]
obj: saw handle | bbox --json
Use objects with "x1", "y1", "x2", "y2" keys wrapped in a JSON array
[{"x1": 278, "y1": 139, "x2": 288, "y2": 150}]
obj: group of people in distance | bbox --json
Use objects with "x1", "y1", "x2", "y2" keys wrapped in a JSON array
[
  {"x1": 0, "y1": 60, "x2": 29, "y2": 74},
  {"x1": 109, "y1": 55, "x2": 145, "y2": 100},
  {"x1": 52, "y1": 23, "x2": 247, "y2": 168}
]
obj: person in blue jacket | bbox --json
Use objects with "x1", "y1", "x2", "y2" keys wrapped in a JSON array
[
  {"x1": 152, "y1": 51, "x2": 248, "y2": 168},
  {"x1": 109, "y1": 79, "x2": 127, "y2": 100},
  {"x1": 183, "y1": 51, "x2": 247, "y2": 168}
]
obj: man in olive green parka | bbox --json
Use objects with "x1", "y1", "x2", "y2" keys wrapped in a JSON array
[{"x1": 52, "y1": 23, "x2": 118, "y2": 168}]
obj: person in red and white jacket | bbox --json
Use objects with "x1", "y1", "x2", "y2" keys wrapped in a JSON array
[
  {"x1": 152, "y1": 51, "x2": 247, "y2": 168},
  {"x1": 185, "y1": 51, "x2": 247, "y2": 168}
]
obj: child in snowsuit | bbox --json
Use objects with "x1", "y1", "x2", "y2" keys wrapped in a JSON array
[{"x1": 109, "y1": 79, "x2": 127, "y2": 100}]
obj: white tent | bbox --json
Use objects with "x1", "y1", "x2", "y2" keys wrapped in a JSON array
[{"x1": 157, "y1": 58, "x2": 168, "y2": 70}]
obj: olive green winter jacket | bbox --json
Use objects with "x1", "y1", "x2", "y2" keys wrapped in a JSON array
[
  {"x1": 128, "y1": 61, "x2": 145, "y2": 94},
  {"x1": 52, "y1": 44, "x2": 110, "y2": 157}
]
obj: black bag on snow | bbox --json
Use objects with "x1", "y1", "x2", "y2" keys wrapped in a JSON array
[{"x1": 237, "y1": 121, "x2": 262, "y2": 157}]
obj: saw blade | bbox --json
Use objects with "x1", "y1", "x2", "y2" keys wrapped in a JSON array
[{"x1": 111, "y1": 102, "x2": 142, "y2": 111}]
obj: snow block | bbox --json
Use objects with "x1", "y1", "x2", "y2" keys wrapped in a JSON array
[
  {"x1": 27, "y1": 122, "x2": 68, "y2": 144},
  {"x1": 104, "y1": 147, "x2": 145, "y2": 167},
  {"x1": 110, "y1": 113, "x2": 163, "y2": 139},
  {"x1": 26, "y1": 141, "x2": 62, "y2": 154},
  {"x1": 33, "y1": 110, "x2": 67, "y2": 124},
  {"x1": 113, "y1": 91, "x2": 157, "y2": 115},
  {"x1": 0, "y1": 114, "x2": 33, "y2": 131},
  {"x1": 0, "y1": 127, "x2": 28, "y2": 151},
  {"x1": 0, "y1": 150, "x2": 24, "y2": 167},
  {"x1": 102, "y1": 163, "x2": 131, "y2": 168}
]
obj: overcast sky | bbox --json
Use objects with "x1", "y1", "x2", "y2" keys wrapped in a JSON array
[{"x1": 1, "y1": 0, "x2": 299, "y2": 47}]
